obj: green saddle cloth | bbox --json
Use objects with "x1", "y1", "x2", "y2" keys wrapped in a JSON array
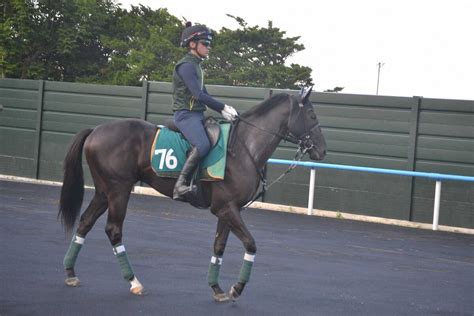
[{"x1": 151, "y1": 123, "x2": 230, "y2": 180}]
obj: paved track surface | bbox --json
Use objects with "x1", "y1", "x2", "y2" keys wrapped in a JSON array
[{"x1": 1, "y1": 180, "x2": 473, "y2": 315}]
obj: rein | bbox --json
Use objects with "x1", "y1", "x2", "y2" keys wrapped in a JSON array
[
  {"x1": 242, "y1": 146, "x2": 307, "y2": 209},
  {"x1": 230, "y1": 94, "x2": 318, "y2": 208},
  {"x1": 236, "y1": 95, "x2": 319, "y2": 146},
  {"x1": 236, "y1": 115, "x2": 300, "y2": 145}
]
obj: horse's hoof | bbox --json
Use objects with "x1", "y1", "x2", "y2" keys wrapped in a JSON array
[
  {"x1": 65, "y1": 277, "x2": 80, "y2": 287},
  {"x1": 129, "y1": 276, "x2": 145, "y2": 295},
  {"x1": 130, "y1": 285, "x2": 146, "y2": 295},
  {"x1": 213, "y1": 292, "x2": 230, "y2": 303},
  {"x1": 229, "y1": 286, "x2": 240, "y2": 302}
]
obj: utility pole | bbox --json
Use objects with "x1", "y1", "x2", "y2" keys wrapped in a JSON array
[{"x1": 376, "y1": 62, "x2": 385, "y2": 95}]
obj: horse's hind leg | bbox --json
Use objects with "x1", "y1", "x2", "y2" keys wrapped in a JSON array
[
  {"x1": 104, "y1": 188, "x2": 145, "y2": 295},
  {"x1": 208, "y1": 218, "x2": 231, "y2": 302},
  {"x1": 64, "y1": 192, "x2": 108, "y2": 287}
]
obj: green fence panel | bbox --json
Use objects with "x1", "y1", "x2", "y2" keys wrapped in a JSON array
[
  {"x1": 1, "y1": 78, "x2": 473, "y2": 228},
  {"x1": 409, "y1": 97, "x2": 474, "y2": 226},
  {"x1": 0, "y1": 79, "x2": 39, "y2": 177}
]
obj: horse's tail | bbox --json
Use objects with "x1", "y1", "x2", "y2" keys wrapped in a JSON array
[{"x1": 58, "y1": 128, "x2": 94, "y2": 233}]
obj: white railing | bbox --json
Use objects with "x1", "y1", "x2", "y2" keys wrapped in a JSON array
[{"x1": 267, "y1": 159, "x2": 474, "y2": 231}]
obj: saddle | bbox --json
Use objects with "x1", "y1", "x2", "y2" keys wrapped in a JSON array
[
  {"x1": 164, "y1": 117, "x2": 221, "y2": 149},
  {"x1": 152, "y1": 117, "x2": 228, "y2": 209},
  {"x1": 151, "y1": 118, "x2": 230, "y2": 181}
]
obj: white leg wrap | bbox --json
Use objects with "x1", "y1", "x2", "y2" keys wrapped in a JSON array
[
  {"x1": 244, "y1": 253, "x2": 255, "y2": 262},
  {"x1": 211, "y1": 256, "x2": 223, "y2": 265},
  {"x1": 74, "y1": 235, "x2": 85, "y2": 245},
  {"x1": 113, "y1": 245, "x2": 126, "y2": 255}
]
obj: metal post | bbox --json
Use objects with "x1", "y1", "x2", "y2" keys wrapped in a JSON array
[
  {"x1": 140, "y1": 80, "x2": 149, "y2": 121},
  {"x1": 33, "y1": 80, "x2": 45, "y2": 179},
  {"x1": 307, "y1": 168, "x2": 316, "y2": 215},
  {"x1": 432, "y1": 180, "x2": 442, "y2": 230},
  {"x1": 376, "y1": 62, "x2": 385, "y2": 95},
  {"x1": 407, "y1": 97, "x2": 421, "y2": 221}
]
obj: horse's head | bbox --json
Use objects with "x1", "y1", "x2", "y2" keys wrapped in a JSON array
[{"x1": 287, "y1": 86, "x2": 327, "y2": 161}]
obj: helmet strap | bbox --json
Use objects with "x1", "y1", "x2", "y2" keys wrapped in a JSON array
[{"x1": 189, "y1": 41, "x2": 207, "y2": 59}]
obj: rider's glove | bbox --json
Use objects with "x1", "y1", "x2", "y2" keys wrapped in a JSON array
[{"x1": 221, "y1": 104, "x2": 239, "y2": 121}]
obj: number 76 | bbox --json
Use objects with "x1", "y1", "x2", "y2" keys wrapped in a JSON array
[{"x1": 154, "y1": 149, "x2": 178, "y2": 169}]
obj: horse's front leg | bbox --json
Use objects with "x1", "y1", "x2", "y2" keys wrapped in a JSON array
[
  {"x1": 208, "y1": 218, "x2": 231, "y2": 302},
  {"x1": 216, "y1": 203, "x2": 257, "y2": 302}
]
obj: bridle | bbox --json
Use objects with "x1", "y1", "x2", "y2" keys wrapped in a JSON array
[
  {"x1": 236, "y1": 94, "x2": 319, "y2": 157},
  {"x1": 286, "y1": 94, "x2": 320, "y2": 156},
  {"x1": 230, "y1": 94, "x2": 320, "y2": 207}
]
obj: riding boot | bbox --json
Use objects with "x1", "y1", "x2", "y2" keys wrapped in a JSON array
[{"x1": 173, "y1": 147, "x2": 201, "y2": 201}]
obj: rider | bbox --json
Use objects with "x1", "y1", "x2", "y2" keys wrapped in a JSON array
[{"x1": 172, "y1": 22, "x2": 238, "y2": 201}]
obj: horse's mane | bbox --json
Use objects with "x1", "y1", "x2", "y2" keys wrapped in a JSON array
[{"x1": 240, "y1": 93, "x2": 289, "y2": 118}]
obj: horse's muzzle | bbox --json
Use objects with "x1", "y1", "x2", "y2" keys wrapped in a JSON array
[
  {"x1": 305, "y1": 126, "x2": 327, "y2": 161},
  {"x1": 308, "y1": 147, "x2": 326, "y2": 161}
]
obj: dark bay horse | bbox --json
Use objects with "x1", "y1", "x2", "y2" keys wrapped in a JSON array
[{"x1": 58, "y1": 87, "x2": 327, "y2": 302}]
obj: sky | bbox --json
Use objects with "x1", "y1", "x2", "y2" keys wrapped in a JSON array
[{"x1": 118, "y1": 0, "x2": 474, "y2": 101}]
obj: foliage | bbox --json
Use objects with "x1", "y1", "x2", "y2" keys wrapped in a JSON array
[
  {"x1": 1, "y1": 1, "x2": 313, "y2": 88},
  {"x1": 206, "y1": 15, "x2": 313, "y2": 89},
  {"x1": 97, "y1": 5, "x2": 182, "y2": 85},
  {"x1": 324, "y1": 86, "x2": 344, "y2": 93},
  {"x1": 1, "y1": 0, "x2": 116, "y2": 80}
]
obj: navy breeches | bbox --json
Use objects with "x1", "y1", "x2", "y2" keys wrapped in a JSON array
[{"x1": 173, "y1": 110, "x2": 211, "y2": 158}]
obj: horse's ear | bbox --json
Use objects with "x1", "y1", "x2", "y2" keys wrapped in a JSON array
[{"x1": 301, "y1": 85, "x2": 313, "y2": 103}]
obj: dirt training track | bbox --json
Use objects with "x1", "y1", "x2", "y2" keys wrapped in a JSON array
[{"x1": 1, "y1": 180, "x2": 473, "y2": 315}]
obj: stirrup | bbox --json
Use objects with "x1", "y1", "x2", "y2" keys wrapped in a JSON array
[{"x1": 173, "y1": 183, "x2": 197, "y2": 201}]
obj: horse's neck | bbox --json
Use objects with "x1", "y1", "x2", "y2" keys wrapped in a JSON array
[{"x1": 238, "y1": 105, "x2": 290, "y2": 168}]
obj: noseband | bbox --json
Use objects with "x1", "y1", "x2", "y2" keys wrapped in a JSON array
[{"x1": 285, "y1": 95, "x2": 320, "y2": 155}]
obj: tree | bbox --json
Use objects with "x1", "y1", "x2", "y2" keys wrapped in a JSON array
[
  {"x1": 98, "y1": 5, "x2": 182, "y2": 85},
  {"x1": 2, "y1": 3, "x2": 314, "y2": 89},
  {"x1": 205, "y1": 15, "x2": 313, "y2": 89},
  {"x1": 324, "y1": 87, "x2": 344, "y2": 93},
  {"x1": 1, "y1": 0, "x2": 117, "y2": 81},
  {"x1": 1, "y1": 0, "x2": 39, "y2": 78}
]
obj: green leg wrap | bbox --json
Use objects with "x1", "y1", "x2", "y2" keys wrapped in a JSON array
[
  {"x1": 207, "y1": 256, "x2": 222, "y2": 286},
  {"x1": 63, "y1": 234, "x2": 84, "y2": 269},
  {"x1": 113, "y1": 243, "x2": 134, "y2": 281},
  {"x1": 239, "y1": 253, "x2": 255, "y2": 284}
]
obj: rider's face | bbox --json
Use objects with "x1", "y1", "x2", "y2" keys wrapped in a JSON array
[{"x1": 191, "y1": 40, "x2": 210, "y2": 58}]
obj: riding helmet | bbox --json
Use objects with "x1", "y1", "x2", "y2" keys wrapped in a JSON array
[{"x1": 180, "y1": 22, "x2": 213, "y2": 47}]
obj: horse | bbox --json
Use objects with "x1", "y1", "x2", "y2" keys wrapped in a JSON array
[{"x1": 58, "y1": 87, "x2": 327, "y2": 302}]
